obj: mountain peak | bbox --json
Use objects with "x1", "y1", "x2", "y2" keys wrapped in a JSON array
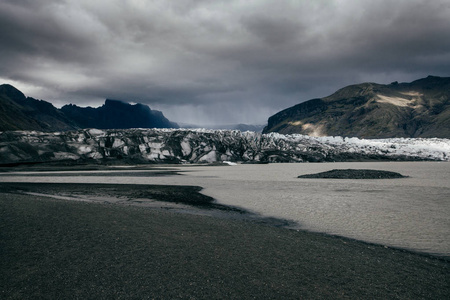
[
  {"x1": 104, "y1": 99, "x2": 128, "y2": 106},
  {"x1": 0, "y1": 85, "x2": 178, "y2": 131},
  {"x1": 263, "y1": 76, "x2": 450, "y2": 138},
  {"x1": 0, "y1": 84, "x2": 27, "y2": 103},
  {"x1": 61, "y1": 99, "x2": 177, "y2": 129}
]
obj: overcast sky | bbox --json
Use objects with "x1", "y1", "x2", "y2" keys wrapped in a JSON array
[{"x1": 1, "y1": 0, "x2": 449, "y2": 125}]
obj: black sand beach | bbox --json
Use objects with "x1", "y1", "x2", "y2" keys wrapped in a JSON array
[{"x1": 1, "y1": 183, "x2": 449, "y2": 299}]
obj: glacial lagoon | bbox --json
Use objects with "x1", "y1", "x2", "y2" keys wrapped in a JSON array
[{"x1": 1, "y1": 161, "x2": 449, "y2": 257}]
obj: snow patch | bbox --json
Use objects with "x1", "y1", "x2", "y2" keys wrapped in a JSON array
[
  {"x1": 138, "y1": 144, "x2": 147, "y2": 154},
  {"x1": 78, "y1": 146, "x2": 92, "y2": 154},
  {"x1": 199, "y1": 150, "x2": 217, "y2": 163},
  {"x1": 181, "y1": 141, "x2": 191, "y2": 156},
  {"x1": 112, "y1": 139, "x2": 125, "y2": 148},
  {"x1": 89, "y1": 129, "x2": 105, "y2": 135},
  {"x1": 289, "y1": 121, "x2": 303, "y2": 126},
  {"x1": 376, "y1": 94, "x2": 410, "y2": 107},
  {"x1": 302, "y1": 123, "x2": 325, "y2": 137}
]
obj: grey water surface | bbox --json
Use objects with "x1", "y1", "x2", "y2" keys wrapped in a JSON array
[{"x1": 1, "y1": 162, "x2": 449, "y2": 257}]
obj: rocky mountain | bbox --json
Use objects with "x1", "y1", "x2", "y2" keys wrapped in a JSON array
[
  {"x1": 1, "y1": 129, "x2": 448, "y2": 165},
  {"x1": 60, "y1": 99, "x2": 178, "y2": 129},
  {"x1": 263, "y1": 76, "x2": 450, "y2": 138},
  {"x1": 0, "y1": 84, "x2": 178, "y2": 131},
  {"x1": 0, "y1": 84, "x2": 78, "y2": 131}
]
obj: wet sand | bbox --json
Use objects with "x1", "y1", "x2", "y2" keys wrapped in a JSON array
[{"x1": 1, "y1": 183, "x2": 449, "y2": 299}]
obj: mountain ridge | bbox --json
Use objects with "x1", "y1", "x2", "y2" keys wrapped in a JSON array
[
  {"x1": 60, "y1": 99, "x2": 178, "y2": 129},
  {"x1": 0, "y1": 84, "x2": 178, "y2": 131},
  {"x1": 0, "y1": 84, "x2": 78, "y2": 131},
  {"x1": 263, "y1": 75, "x2": 450, "y2": 138}
]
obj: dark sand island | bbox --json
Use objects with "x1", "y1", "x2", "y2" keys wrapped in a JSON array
[
  {"x1": 298, "y1": 169, "x2": 408, "y2": 179},
  {"x1": 1, "y1": 180, "x2": 449, "y2": 298}
]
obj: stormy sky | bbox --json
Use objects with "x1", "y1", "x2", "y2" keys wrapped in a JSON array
[{"x1": 1, "y1": 0, "x2": 449, "y2": 125}]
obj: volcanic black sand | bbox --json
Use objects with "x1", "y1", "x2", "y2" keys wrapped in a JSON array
[
  {"x1": 298, "y1": 169, "x2": 407, "y2": 179},
  {"x1": 1, "y1": 183, "x2": 449, "y2": 299}
]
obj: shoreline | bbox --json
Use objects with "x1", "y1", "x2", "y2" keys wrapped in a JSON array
[
  {"x1": 1, "y1": 183, "x2": 449, "y2": 298},
  {"x1": 1, "y1": 181, "x2": 449, "y2": 260}
]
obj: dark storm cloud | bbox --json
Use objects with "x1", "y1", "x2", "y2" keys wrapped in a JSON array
[{"x1": 0, "y1": 0, "x2": 449, "y2": 124}]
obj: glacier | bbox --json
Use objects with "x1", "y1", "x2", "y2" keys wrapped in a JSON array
[{"x1": 0, "y1": 128, "x2": 449, "y2": 165}]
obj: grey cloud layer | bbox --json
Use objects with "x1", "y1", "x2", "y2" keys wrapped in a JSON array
[{"x1": 1, "y1": 0, "x2": 449, "y2": 124}]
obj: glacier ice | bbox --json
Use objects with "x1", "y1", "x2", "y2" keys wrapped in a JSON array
[{"x1": 0, "y1": 128, "x2": 449, "y2": 164}]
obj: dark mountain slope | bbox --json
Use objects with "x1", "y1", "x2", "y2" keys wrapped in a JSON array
[
  {"x1": 263, "y1": 76, "x2": 450, "y2": 138},
  {"x1": 61, "y1": 100, "x2": 178, "y2": 129},
  {"x1": 0, "y1": 84, "x2": 178, "y2": 131},
  {"x1": 0, "y1": 84, "x2": 78, "y2": 131}
]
